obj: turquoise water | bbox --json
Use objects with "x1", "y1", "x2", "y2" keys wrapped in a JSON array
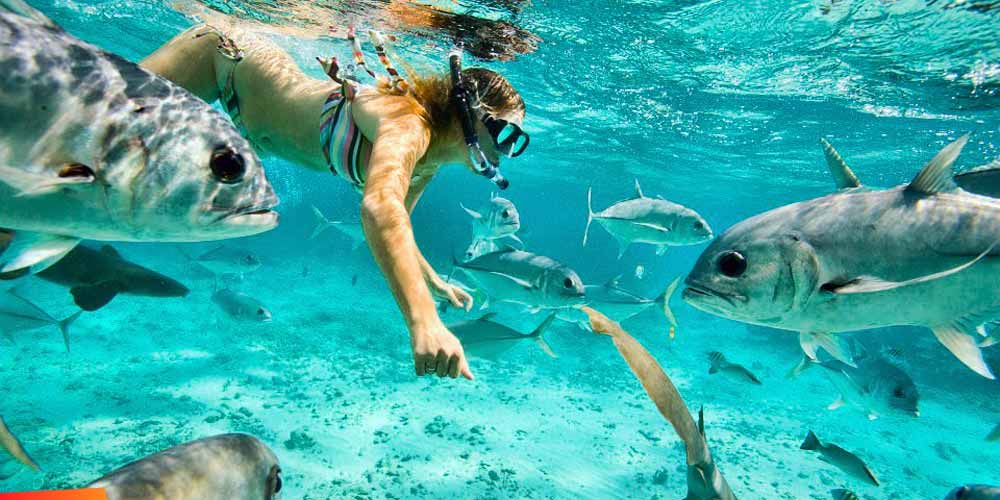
[{"x1": 3, "y1": 0, "x2": 1000, "y2": 498}]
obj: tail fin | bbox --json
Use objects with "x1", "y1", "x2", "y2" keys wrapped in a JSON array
[
  {"x1": 707, "y1": 351, "x2": 725, "y2": 374},
  {"x1": 310, "y1": 205, "x2": 334, "y2": 240},
  {"x1": 57, "y1": 310, "x2": 82, "y2": 353},
  {"x1": 582, "y1": 187, "x2": 594, "y2": 247},
  {"x1": 656, "y1": 277, "x2": 680, "y2": 337},
  {"x1": 529, "y1": 313, "x2": 557, "y2": 358},
  {"x1": 786, "y1": 355, "x2": 815, "y2": 378},
  {"x1": 800, "y1": 430, "x2": 821, "y2": 451}
]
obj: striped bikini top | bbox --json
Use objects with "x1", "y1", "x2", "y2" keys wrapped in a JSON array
[{"x1": 319, "y1": 81, "x2": 372, "y2": 192}]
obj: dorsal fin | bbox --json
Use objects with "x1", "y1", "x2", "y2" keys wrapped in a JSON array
[
  {"x1": 907, "y1": 135, "x2": 967, "y2": 195},
  {"x1": 460, "y1": 203, "x2": 482, "y2": 220},
  {"x1": 478, "y1": 312, "x2": 498, "y2": 322},
  {"x1": 820, "y1": 138, "x2": 861, "y2": 189},
  {"x1": 100, "y1": 245, "x2": 122, "y2": 259},
  {"x1": 634, "y1": 178, "x2": 644, "y2": 198}
]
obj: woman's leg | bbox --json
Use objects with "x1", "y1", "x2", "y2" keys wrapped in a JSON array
[{"x1": 140, "y1": 25, "x2": 221, "y2": 102}]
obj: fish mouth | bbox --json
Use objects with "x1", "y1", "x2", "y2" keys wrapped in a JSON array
[
  {"x1": 213, "y1": 204, "x2": 280, "y2": 229},
  {"x1": 682, "y1": 283, "x2": 745, "y2": 308}
]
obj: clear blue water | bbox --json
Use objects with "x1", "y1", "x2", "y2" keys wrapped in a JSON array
[{"x1": 2, "y1": 0, "x2": 1000, "y2": 498}]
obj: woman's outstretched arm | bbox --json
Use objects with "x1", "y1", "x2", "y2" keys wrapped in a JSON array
[
  {"x1": 360, "y1": 96, "x2": 473, "y2": 380},
  {"x1": 139, "y1": 25, "x2": 221, "y2": 102}
]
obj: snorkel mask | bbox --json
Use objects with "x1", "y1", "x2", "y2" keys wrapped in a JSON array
[{"x1": 449, "y1": 50, "x2": 529, "y2": 190}]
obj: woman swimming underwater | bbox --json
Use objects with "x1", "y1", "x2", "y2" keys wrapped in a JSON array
[{"x1": 141, "y1": 25, "x2": 529, "y2": 380}]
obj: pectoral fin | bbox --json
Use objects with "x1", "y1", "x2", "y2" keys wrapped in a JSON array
[
  {"x1": 0, "y1": 232, "x2": 79, "y2": 273},
  {"x1": 0, "y1": 164, "x2": 94, "y2": 197},
  {"x1": 799, "y1": 331, "x2": 855, "y2": 367},
  {"x1": 932, "y1": 322, "x2": 995, "y2": 379},
  {"x1": 70, "y1": 281, "x2": 121, "y2": 311}
]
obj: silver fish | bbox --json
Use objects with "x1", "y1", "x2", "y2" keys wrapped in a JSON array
[
  {"x1": 87, "y1": 433, "x2": 282, "y2": 500},
  {"x1": 309, "y1": 205, "x2": 365, "y2": 250},
  {"x1": 187, "y1": 245, "x2": 261, "y2": 277},
  {"x1": 988, "y1": 423, "x2": 1000, "y2": 442},
  {"x1": 587, "y1": 276, "x2": 678, "y2": 325},
  {"x1": 212, "y1": 288, "x2": 272, "y2": 322},
  {"x1": 0, "y1": 415, "x2": 39, "y2": 472},
  {"x1": 707, "y1": 351, "x2": 762, "y2": 385},
  {"x1": 584, "y1": 179, "x2": 713, "y2": 258},
  {"x1": 461, "y1": 194, "x2": 521, "y2": 241},
  {"x1": 945, "y1": 485, "x2": 1000, "y2": 500},
  {"x1": 789, "y1": 353, "x2": 919, "y2": 420},
  {"x1": 684, "y1": 136, "x2": 1000, "y2": 378},
  {"x1": 454, "y1": 248, "x2": 585, "y2": 311},
  {"x1": 0, "y1": 1, "x2": 278, "y2": 275},
  {"x1": 800, "y1": 431, "x2": 879, "y2": 487},
  {"x1": 449, "y1": 313, "x2": 556, "y2": 360},
  {"x1": 0, "y1": 286, "x2": 81, "y2": 351},
  {"x1": 463, "y1": 238, "x2": 500, "y2": 262}
]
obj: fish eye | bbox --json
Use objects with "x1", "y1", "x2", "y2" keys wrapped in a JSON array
[
  {"x1": 209, "y1": 147, "x2": 246, "y2": 184},
  {"x1": 892, "y1": 387, "x2": 905, "y2": 398},
  {"x1": 717, "y1": 251, "x2": 747, "y2": 278},
  {"x1": 267, "y1": 465, "x2": 282, "y2": 495},
  {"x1": 257, "y1": 308, "x2": 266, "y2": 316},
  {"x1": 694, "y1": 221, "x2": 704, "y2": 230},
  {"x1": 501, "y1": 209, "x2": 510, "y2": 219},
  {"x1": 563, "y1": 277, "x2": 574, "y2": 288}
]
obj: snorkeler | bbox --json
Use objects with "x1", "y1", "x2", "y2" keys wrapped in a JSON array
[{"x1": 140, "y1": 25, "x2": 530, "y2": 380}]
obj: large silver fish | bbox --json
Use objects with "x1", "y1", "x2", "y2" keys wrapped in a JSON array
[
  {"x1": 707, "y1": 351, "x2": 762, "y2": 385},
  {"x1": 449, "y1": 313, "x2": 556, "y2": 360},
  {"x1": 0, "y1": 415, "x2": 39, "y2": 473},
  {"x1": 0, "y1": 286, "x2": 81, "y2": 350},
  {"x1": 0, "y1": 0, "x2": 278, "y2": 275},
  {"x1": 87, "y1": 433, "x2": 282, "y2": 500},
  {"x1": 683, "y1": 136, "x2": 1000, "y2": 378},
  {"x1": 462, "y1": 194, "x2": 521, "y2": 241},
  {"x1": 800, "y1": 430, "x2": 879, "y2": 487},
  {"x1": 945, "y1": 485, "x2": 1000, "y2": 500},
  {"x1": 789, "y1": 352, "x2": 919, "y2": 420},
  {"x1": 454, "y1": 248, "x2": 585, "y2": 311},
  {"x1": 584, "y1": 180, "x2": 713, "y2": 258},
  {"x1": 212, "y1": 288, "x2": 272, "y2": 322},
  {"x1": 556, "y1": 276, "x2": 679, "y2": 333}
]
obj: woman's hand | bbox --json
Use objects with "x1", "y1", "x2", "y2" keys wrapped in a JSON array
[
  {"x1": 411, "y1": 320, "x2": 474, "y2": 380},
  {"x1": 428, "y1": 273, "x2": 474, "y2": 311}
]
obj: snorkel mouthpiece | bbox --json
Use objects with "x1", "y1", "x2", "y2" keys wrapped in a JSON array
[{"x1": 450, "y1": 49, "x2": 510, "y2": 190}]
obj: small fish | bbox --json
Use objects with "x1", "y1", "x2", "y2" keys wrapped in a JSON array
[
  {"x1": 800, "y1": 430, "x2": 879, "y2": 486},
  {"x1": 351, "y1": 274, "x2": 358, "y2": 286},
  {"x1": 0, "y1": 286, "x2": 81, "y2": 351},
  {"x1": 301, "y1": 264, "x2": 309, "y2": 278},
  {"x1": 634, "y1": 264, "x2": 645, "y2": 280},
  {"x1": 212, "y1": 289, "x2": 272, "y2": 322},
  {"x1": 581, "y1": 276, "x2": 679, "y2": 327},
  {"x1": 185, "y1": 245, "x2": 261, "y2": 277},
  {"x1": 461, "y1": 194, "x2": 521, "y2": 241},
  {"x1": 988, "y1": 423, "x2": 1000, "y2": 442},
  {"x1": 684, "y1": 137, "x2": 1000, "y2": 378},
  {"x1": 449, "y1": 313, "x2": 556, "y2": 360},
  {"x1": 454, "y1": 248, "x2": 585, "y2": 311},
  {"x1": 87, "y1": 433, "x2": 282, "y2": 500},
  {"x1": 1, "y1": 236, "x2": 188, "y2": 311},
  {"x1": 584, "y1": 179, "x2": 713, "y2": 258},
  {"x1": 708, "y1": 351, "x2": 762, "y2": 385},
  {"x1": 944, "y1": 485, "x2": 1000, "y2": 500},
  {"x1": 578, "y1": 307, "x2": 736, "y2": 500},
  {"x1": 310, "y1": 205, "x2": 365, "y2": 250},
  {"x1": 789, "y1": 352, "x2": 919, "y2": 420},
  {"x1": 0, "y1": 416, "x2": 40, "y2": 472},
  {"x1": 0, "y1": 1, "x2": 277, "y2": 275},
  {"x1": 830, "y1": 489, "x2": 859, "y2": 500}
]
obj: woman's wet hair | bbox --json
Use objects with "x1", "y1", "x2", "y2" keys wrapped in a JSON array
[{"x1": 395, "y1": 65, "x2": 525, "y2": 140}]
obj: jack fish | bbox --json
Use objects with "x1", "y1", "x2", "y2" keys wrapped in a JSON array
[
  {"x1": 707, "y1": 351, "x2": 762, "y2": 385},
  {"x1": 584, "y1": 179, "x2": 713, "y2": 258},
  {"x1": 0, "y1": 286, "x2": 81, "y2": 350},
  {"x1": 454, "y1": 248, "x2": 585, "y2": 311},
  {"x1": 461, "y1": 195, "x2": 521, "y2": 260},
  {"x1": 945, "y1": 485, "x2": 1000, "y2": 500},
  {"x1": 87, "y1": 433, "x2": 282, "y2": 500},
  {"x1": 579, "y1": 307, "x2": 736, "y2": 500},
  {"x1": 800, "y1": 430, "x2": 879, "y2": 487},
  {"x1": 449, "y1": 313, "x2": 556, "y2": 360},
  {"x1": 212, "y1": 288, "x2": 272, "y2": 322},
  {"x1": 0, "y1": 415, "x2": 39, "y2": 472},
  {"x1": 684, "y1": 136, "x2": 1000, "y2": 378},
  {"x1": 789, "y1": 352, "x2": 919, "y2": 420},
  {"x1": 0, "y1": 0, "x2": 278, "y2": 275},
  {"x1": 309, "y1": 206, "x2": 365, "y2": 250}
]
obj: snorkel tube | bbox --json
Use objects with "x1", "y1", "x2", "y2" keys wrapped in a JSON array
[{"x1": 449, "y1": 49, "x2": 509, "y2": 190}]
